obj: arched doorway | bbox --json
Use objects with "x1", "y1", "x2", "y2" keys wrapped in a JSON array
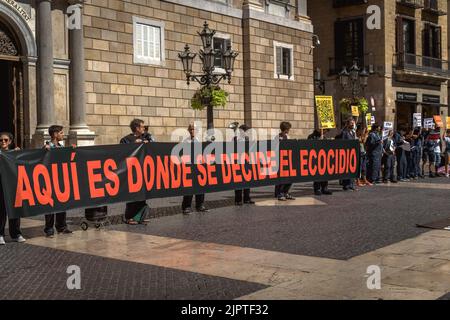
[{"x1": 0, "y1": 21, "x2": 23, "y2": 148}]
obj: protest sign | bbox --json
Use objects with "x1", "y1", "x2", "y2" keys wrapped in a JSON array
[{"x1": 315, "y1": 96, "x2": 336, "y2": 129}]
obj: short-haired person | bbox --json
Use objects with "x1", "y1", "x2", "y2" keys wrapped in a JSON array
[
  {"x1": 43, "y1": 125, "x2": 72, "y2": 237},
  {"x1": 341, "y1": 118, "x2": 357, "y2": 191},
  {"x1": 182, "y1": 124, "x2": 208, "y2": 214},
  {"x1": 121, "y1": 119, "x2": 152, "y2": 224},
  {"x1": 0, "y1": 132, "x2": 25, "y2": 245},
  {"x1": 275, "y1": 122, "x2": 295, "y2": 201},
  {"x1": 365, "y1": 123, "x2": 383, "y2": 184},
  {"x1": 234, "y1": 124, "x2": 255, "y2": 205},
  {"x1": 382, "y1": 130, "x2": 397, "y2": 183},
  {"x1": 308, "y1": 129, "x2": 332, "y2": 195}
]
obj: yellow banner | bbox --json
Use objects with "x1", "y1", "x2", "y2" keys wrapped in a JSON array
[
  {"x1": 365, "y1": 113, "x2": 371, "y2": 127},
  {"x1": 315, "y1": 96, "x2": 336, "y2": 129},
  {"x1": 351, "y1": 105, "x2": 359, "y2": 117},
  {"x1": 446, "y1": 117, "x2": 450, "y2": 129}
]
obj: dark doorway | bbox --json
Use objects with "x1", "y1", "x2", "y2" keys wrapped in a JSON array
[
  {"x1": 396, "y1": 102, "x2": 415, "y2": 129},
  {"x1": 0, "y1": 59, "x2": 23, "y2": 148}
]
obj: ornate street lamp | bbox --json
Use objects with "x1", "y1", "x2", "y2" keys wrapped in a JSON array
[
  {"x1": 338, "y1": 60, "x2": 369, "y2": 98},
  {"x1": 179, "y1": 21, "x2": 238, "y2": 133}
]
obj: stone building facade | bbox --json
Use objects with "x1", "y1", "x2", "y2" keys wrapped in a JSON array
[
  {"x1": 0, "y1": 0, "x2": 314, "y2": 147},
  {"x1": 309, "y1": 0, "x2": 449, "y2": 130}
]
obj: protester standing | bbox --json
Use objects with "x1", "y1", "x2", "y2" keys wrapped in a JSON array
[
  {"x1": 120, "y1": 119, "x2": 152, "y2": 224},
  {"x1": 382, "y1": 130, "x2": 397, "y2": 183},
  {"x1": 366, "y1": 123, "x2": 383, "y2": 184},
  {"x1": 308, "y1": 129, "x2": 332, "y2": 195},
  {"x1": 394, "y1": 127, "x2": 408, "y2": 182},
  {"x1": 444, "y1": 129, "x2": 450, "y2": 177},
  {"x1": 0, "y1": 132, "x2": 25, "y2": 245},
  {"x1": 182, "y1": 124, "x2": 208, "y2": 214},
  {"x1": 421, "y1": 128, "x2": 430, "y2": 178},
  {"x1": 341, "y1": 118, "x2": 357, "y2": 191},
  {"x1": 275, "y1": 122, "x2": 296, "y2": 201},
  {"x1": 234, "y1": 124, "x2": 255, "y2": 205},
  {"x1": 43, "y1": 125, "x2": 72, "y2": 237},
  {"x1": 356, "y1": 125, "x2": 370, "y2": 186}
]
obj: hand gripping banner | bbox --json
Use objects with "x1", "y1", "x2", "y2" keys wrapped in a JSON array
[{"x1": 0, "y1": 139, "x2": 359, "y2": 218}]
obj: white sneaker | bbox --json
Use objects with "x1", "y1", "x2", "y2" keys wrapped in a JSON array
[
  {"x1": 0, "y1": 236, "x2": 5, "y2": 245},
  {"x1": 12, "y1": 235, "x2": 26, "y2": 243}
]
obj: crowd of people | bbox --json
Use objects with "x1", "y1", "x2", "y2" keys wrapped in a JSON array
[{"x1": 1, "y1": 117, "x2": 449, "y2": 245}]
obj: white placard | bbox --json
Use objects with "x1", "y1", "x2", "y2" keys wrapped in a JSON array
[
  {"x1": 424, "y1": 118, "x2": 434, "y2": 129},
  {"x1": 413, "y1": 113, "x2": 422, "y2": 128}
]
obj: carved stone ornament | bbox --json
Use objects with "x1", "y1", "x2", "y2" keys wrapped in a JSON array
[{"x1": 0, "y1": 30, "x2": 18, "y2": 56}]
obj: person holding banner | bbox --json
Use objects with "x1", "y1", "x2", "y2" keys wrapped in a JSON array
[
  {"x1": 182, "y1": 124, "x2": 208, "y2": 214},
  {"x1": 275, "y1": 122, "x2": 296, "y2": 201},
  {"x1": 234, "y1": 124, "x2": 255, "y2": 205},
  {"x1": 341, "y1": 118, "x2": 357, "y2": 191},
  {"x1": 308, "y1": 129, "x2": 332, "y2": 195},
  {"x1": 121, "y1": 119, "x2": 152, "y2": 224},
  {"x1": 356, "y1": 125, "x2": 371, "y2": 186},
  {"x1": 421, "y1": 128, "x2": 430, "y2": 178},
  {"x1": 43, "y1": 125, "x2": 73, "y2": 237},
  {"x1": 0, "y1": 132, "x2": 25, "y2": 245}
]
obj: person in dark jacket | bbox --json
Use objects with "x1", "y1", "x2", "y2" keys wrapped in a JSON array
[
  {"x1": 234, "y1": 124, "x2": 255, "y2": 205},
  {"x1": 365, "y1": 123, "x2": 383, "y2": 184},
  {"x1": 308, "y1": 129, "x2": 332, "y2": 195},
  {"x1": 120, "y1": 119, "x2": 152, "y2": 224},
  {"x1": 0, "y1": 132, "x2": 25, "y2": 245},
  {"x1": 275, "y1": 122, "x2": 296, "y2": 201},
  {"x1": 341, "y1": 118, "x2": 357, "y2": 191},
  {"x1": 182, "y1": 124, "x2": 208, "y2": 214},
  {"x1": 382, "y1": 130, "x2": 397, "y2": 183},
  {"x1": 394, "y1": 126, "x2": 408, "y2": 182}
]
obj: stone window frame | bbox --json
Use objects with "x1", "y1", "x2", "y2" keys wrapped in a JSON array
[
  {"x1": 273, "y1": 41, "x2": 295, "y2": 81},
  {"x1": 213, "y1": 32, "x2": 232, "y2": 74},
  {"x1": 133, "y1": 16, "x2": 166, "y2": 66},
  {"x1": 265, "y1": 0, "x2": 291, "y2": 18}
]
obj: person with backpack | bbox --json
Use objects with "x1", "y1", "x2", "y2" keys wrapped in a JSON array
[{"x1": 120, "y1": 119, "x2": 151, "y2": 224}]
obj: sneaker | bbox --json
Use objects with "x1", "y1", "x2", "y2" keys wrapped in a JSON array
[
  {"x1": 244, "y1": 200, "x2": 256, "y2": 205},
  {"x1": 57, "y1": 228, "x2": 73, "y2": 235},
  {"x1": 12, "y1": 235, "x2": 26, "y2": 243},
  {"x1": 285, "y1": 194, "x2": 296, "y2": 200},
  {"x1": 196, "y1": 206, "x2": 209, "y2": 212},
  {"x1": 0, "y1": 236, "x2": 5, "y2": 245},
  {"x1": 446, "y1": 173, "x2": 449, "y2": 178},
  {"x1": 278, "y1": 196, "x2": 287, "y2": 201},
  {"x1": 182, "y1": 208, "x2": 192, "y2": 215}
]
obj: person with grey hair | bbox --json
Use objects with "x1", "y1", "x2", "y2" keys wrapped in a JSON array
[{"x1": 182, "y1": 124, "x2": 208, "y2": 215}]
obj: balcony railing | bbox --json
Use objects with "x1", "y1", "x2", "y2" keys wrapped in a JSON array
[
  {"x1": 393, "y1": 52, "x2": 449, "y2": 77},
  {"x1": 423, "y1": 0, "x2": 447, "y2": 15},
  {"x1": 396, "y1": 0, "x2": 424, "y2": 9},
  {"x1": 328, "y1": 54, "x2": 375, "y2": 75}
]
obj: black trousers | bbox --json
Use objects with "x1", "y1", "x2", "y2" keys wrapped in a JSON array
[
  {"x1": 313, "y1": 181, "x2": 329, "y2": 192},
  {"x1": 396, "y1": 149, "x2": 407, "y2": 180},
  {"x1": 125, "y1": 201, "x2": 148, "y2": 220},
  {"x1": 382, "y1": 154, "x2": 395, "y2": 181},
  {"x1": 275, "y1": 184, "x2": 292, "y2": 197},
  {"x1": 235, "y1": 189, "x2": 251, "y2": 203},
  {"x1": 44, "y1": 212, "x2": 67, "y2": 233},
  {"x1": 367, "y1": 155, "x2": 382, "y2": 183},
  {"x1": 182, "y1": 195, "x2": 205, "y2": 210}
]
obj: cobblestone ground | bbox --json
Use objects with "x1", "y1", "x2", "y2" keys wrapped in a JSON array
[{"x1": 1, "y1": 179, "x2": 450, "y2": 299}]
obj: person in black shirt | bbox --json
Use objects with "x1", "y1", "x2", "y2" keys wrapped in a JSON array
[{"x1": 308, "y1": 129, "x2": 332, "y2": 195}]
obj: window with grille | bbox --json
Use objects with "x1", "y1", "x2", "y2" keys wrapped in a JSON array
[{"x1": 334, "y1": 18, "x2": 364, "y2": 72}]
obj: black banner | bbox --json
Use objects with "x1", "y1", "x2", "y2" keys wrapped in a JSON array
[{"x1": 0, "y1": 140, "x2": 359, "y2": 218}]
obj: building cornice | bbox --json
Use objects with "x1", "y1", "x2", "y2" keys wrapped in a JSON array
[{"x1": 162, "y1": 0, "x2": 313, "y2": 33}]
